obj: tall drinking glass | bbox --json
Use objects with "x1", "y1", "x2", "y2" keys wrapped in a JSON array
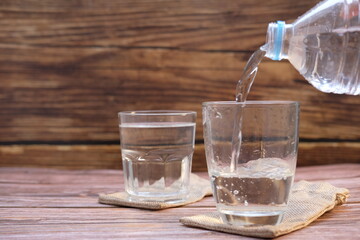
[
  {"x1": 119, "y1": 110, "x2": 196, "y2": 203},
  {"x1": 203, "y1": 101, "x2": 299, "y2": 225}
]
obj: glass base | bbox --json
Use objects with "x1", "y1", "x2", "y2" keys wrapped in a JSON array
[
  {"x1": 126, "y1": 193, "x2": 189, "y2": 204},
  {"x1": 220, "y1": 211, "x2": 284, "y2": 226}
]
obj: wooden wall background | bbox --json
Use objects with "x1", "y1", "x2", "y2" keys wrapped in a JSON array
[{"x1": 0, "y1": 0, "x2": 359, "y2": 171}]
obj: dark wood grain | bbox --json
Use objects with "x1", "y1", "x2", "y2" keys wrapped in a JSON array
[
  {"x1": 0, "y1": 0, "x2": 359, "y2": 169},
  {"x1": 1, "y1": 143, "x2": 359, "y2": 170},
  {"x1": 0, "y1": 0, "x2": 319, "y2": 50},
  {"x1": 0, "y1": 47, "x2": 359, "y2": 142},
  {"x1": 0, "y1": 165, "x2": 359, "y2": 239}
]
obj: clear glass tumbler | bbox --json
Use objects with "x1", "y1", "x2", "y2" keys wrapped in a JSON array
[
  {"x1": 202, "y1": 101, "x2": 299, "y2": 225},
  {"x1": 119, "y1": 110, "x2": 196, "y2": 203}
]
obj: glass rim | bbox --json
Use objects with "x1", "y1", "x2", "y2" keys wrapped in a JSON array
[
  {"x1": 118, "y1": 110, "x2": 197, "y2": 116},
  {"x1": 202, "y1": 100, "x2": 299, "y2": 106}
]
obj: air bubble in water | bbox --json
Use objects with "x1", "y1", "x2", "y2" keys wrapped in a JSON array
[{"x1": 215, "y1": 112, "x2": 222, "y2": 118}]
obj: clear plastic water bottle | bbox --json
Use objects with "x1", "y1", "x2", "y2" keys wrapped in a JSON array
[{"x1": 264, "y1": 0, "x2": 360, "y2": 95}]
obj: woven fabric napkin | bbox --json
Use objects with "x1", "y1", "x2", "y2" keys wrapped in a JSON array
[
  {"x1": 99, "y1": 173, "x2": 212, "y2": 210},
  {"x1": 180, "y1": 181, "x2": 349, "y2": 238}
]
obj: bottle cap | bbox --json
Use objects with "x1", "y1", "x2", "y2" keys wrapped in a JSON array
[{"x1": 273, "y1": 21, "x2": 285, "y2": 61}]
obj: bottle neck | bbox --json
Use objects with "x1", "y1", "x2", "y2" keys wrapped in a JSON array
[{"x1": 264, "y1": 21, "x2": 293, "y2": 60}]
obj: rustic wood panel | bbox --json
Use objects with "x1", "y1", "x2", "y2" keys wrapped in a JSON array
[
  {"x1": 0, "y1": 165, "x2": 359, "y2": 208},
  {"x1": 0, "y1": 0, "x2": 319, "y2": 50},
  {"x1": 0, "y1": 143, "x2": 359, "y2": 170},
  {"x1": 0, "y1": 48, "x2": 359, "y2": 141},
  {"x1": 0, "y1": 165, "x2": 359, "y2": 239},
  {"x1": 0, "y1": 0, "x2": 359, "y2": 169}
]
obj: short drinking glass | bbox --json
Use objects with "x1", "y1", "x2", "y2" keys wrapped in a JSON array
[
  {"x1": 203, "y1": 101, "x2": 299, "y2": 225},
  {"x1": 119, "y1": 110, "x2": 196, "y2": 203}
]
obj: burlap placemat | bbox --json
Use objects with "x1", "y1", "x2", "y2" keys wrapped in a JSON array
[
  {"x1": 180, "y1": 181, "x2": 349, "y2": 238},
  {"x1": 99, "y1": 173, "x2": 212, "y2": 210}
]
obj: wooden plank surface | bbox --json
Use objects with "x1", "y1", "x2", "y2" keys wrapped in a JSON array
[
  {"x1": 0, "y1": 0, "x2": 319, "y2": 50},
  {"x1": 1, "y1": 143, "x2": 359, "y2": 171},
  {"x1": 1, "y1": 47, "x2": 359, "y2": 142},
  {"x1": 0, "y1": 0, "x2": 359, "y2": 170},
  {"x1": 0, "y1": 164, "x2": 359, "y2": 239}
]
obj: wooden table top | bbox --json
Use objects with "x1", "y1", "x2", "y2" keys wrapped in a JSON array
[{"x1": 1, "y1": 164, "x2": 359, "y2": 239}]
